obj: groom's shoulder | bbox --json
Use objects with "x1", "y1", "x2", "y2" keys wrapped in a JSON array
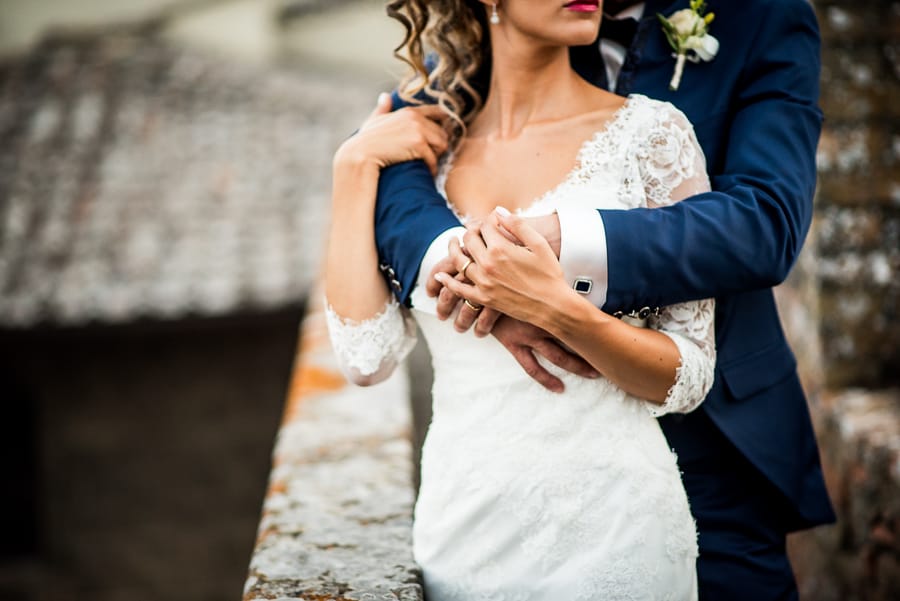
[
  {"x1": 717, "y1": 0, "x2": 817, "y2": 27},
  {"x1": 747, "y1": 0, "x2": 815, "y2": 10},
  {"x1": 710, "y1": 0, "x2": 819, "y2": 63},
  {"x1": 721, "y1": 0, "x2": 816, "y2": 14}
]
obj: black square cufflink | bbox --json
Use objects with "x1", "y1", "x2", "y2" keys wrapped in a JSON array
[{"x1": 573, "y1": 278, "x2": 593, "y2": 295}]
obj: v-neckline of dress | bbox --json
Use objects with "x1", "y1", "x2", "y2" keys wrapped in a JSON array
[{"x1": 435, "y1": 94, "x2": 643, "y2": 223}]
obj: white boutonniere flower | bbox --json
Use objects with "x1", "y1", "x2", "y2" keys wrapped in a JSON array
[{"x1": 658, "y1": 0, "x2": 719, "y2": 91}]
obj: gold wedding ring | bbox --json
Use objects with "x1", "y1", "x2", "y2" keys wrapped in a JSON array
[
  {"x1": 463, "y1": 299, "x2": 483, "y2": 312},
  {"x1": 460, "y1": 258, "x2": 474, "y2": 281}
]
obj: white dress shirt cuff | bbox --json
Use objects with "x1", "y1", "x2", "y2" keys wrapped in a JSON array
[
  {"x1": 557, "y1": 207, "x2": 609, "y2": 308},
  {"x1": 410, "y1": 226, "x2": 466, "y2": 313}
]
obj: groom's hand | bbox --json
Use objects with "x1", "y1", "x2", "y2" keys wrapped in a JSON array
[
  {"x1": 522, "y1": 213, "x2": 561, "y2": 258},
  {"x1": 426, "y1": 253, "x2": 502, "y2": 336},
  {"x1": 491, "y1": 317, "x2": 599, "y2": 393}
]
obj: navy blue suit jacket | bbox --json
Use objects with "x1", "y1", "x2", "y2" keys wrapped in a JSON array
[{"x1": 373, "y1": 0, "x2": 835, "y2": 529}]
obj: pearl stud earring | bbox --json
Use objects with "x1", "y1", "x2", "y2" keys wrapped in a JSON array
[{"x1": 490, "y1": 3, "x2": 500, "y2": 25}]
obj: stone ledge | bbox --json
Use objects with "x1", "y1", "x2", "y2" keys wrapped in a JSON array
[
  {"x1": 822, "y1": 389, "x2": 900, "y2": 519},
  {"x1": 243, "y1": 294, "x2": 423, "y2": 601},
  {"x1": 792, "y1": 388, "x2": 900, "y2": 600}
]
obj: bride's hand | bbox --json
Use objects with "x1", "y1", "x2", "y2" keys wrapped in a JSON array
[
  {"x1": 426, "y1": 212, "x2": 561, "y2": 334},
  {"x1": 333, "y1": 98, "x2": 449, "y2": 177},
  {"x1": 435, "y1": 209, "x2": 572, "y2": 328},
  {"x1": 427, "y1": 242, "x2": 503, "y2": 336}
]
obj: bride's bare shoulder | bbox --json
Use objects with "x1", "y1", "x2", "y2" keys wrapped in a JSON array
[{"x1": 576, "y1": 87, "x2": 630, "y2": 131}]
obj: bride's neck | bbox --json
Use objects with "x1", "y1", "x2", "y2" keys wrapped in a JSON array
[{"x1": 475, "y1": 36, "x2": 590, "y2": 139}]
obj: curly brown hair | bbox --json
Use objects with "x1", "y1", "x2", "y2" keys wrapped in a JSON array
[{"x1": 386, "y1": 0, "x2": 492, "y2": 148}]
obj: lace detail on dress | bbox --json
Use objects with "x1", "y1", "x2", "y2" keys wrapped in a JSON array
[
  {"x1": 647, "y1": 299, "x2": 717, "y2": 417},
  {"x1": 414, "y1": 361, "x2": 699, "y2": 601},
  {"x1": 324, "y1": 297, "x2": 416, "y2": 383},
  {"x1": 611, "y1": 100, "x2": 717, "y2": 417},
  {"x1": 528, "y1": 97, "x2": 640, "y2": 217},
  {"x1": 634, "y1": 104, "x2": 709, "y2": 208}
]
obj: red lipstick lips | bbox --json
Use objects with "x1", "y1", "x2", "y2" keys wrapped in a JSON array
[{"x1": 564, "y1": 0, "x2": 600, "y2": 12}]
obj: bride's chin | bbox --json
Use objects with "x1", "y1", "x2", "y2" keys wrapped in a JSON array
[
  {"x1": 556, "y1": 24, "x2": 604, "y2": 47},
  {"x1": 568, "y1": 32, "x2": 601, "y2": 46}
]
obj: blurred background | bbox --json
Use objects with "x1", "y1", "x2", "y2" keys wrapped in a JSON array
[
  {"x1": 0, "y1": 0, "x2": 897, "y2": 600},
  {"x1": 0, "y1": 1, "x2": 398, "y2": 600}
]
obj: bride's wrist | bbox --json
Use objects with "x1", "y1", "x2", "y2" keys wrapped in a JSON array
[
  {"x1": 333, "y1": 142, "x2": 381, "y2": 176},
  {"x1": 540, "y1": 288, "x2": 609, "y2": 340},
  {"x1": 331, "y1": 149, "x2": 381, "y2": 212}
]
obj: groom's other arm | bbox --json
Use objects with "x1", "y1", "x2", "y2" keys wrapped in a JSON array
[
  {"x1": 373, "y1": 92, "x2": 463, "y2": 306},
  {"x1": 562, "y1": 0, "x2": 822, "y2": 312}
]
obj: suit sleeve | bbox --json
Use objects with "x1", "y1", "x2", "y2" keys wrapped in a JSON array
[
  {"x1": 598, "y1": 0, "x2": 822, "y2": 313},
  {"x1": 373, "y1": 92, "x2": 462, "y2": 306}
]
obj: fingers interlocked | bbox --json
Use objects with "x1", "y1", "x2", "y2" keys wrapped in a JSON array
[
  {"x1": 460, "y1": 258, "x2": 474, "y2": 282},
  {"x1": 463, "y1": 298, "x2": 483, "y2": 312}
]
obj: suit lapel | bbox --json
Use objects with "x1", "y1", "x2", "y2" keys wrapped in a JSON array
[
  {"x1": 570, "y1": 0, "x2": 687, "y2": 94},
  {"x1": 616, "y1": 0, "x2": 685, "y2": 96}
]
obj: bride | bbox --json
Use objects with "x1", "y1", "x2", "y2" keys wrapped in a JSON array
[{"x1": 324, "y1": 0, "x2": 715, "y2": 598}]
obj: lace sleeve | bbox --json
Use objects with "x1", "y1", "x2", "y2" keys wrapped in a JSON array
[
  {"x1": 646, "y1": 300, "x2": 716, "y2": 416},
  {"x1": 636, "y1": 102, "x2": 716, "y2": 416},
  {"x1": 324, "y1": 296, "x2": 417, "y2": 386},
  {"x1": 637, "y1": 102, "x2": 710, "y2": 208}
]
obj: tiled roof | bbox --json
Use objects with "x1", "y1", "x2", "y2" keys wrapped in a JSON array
[
  {"x1": 0, "y1": 30, "x2": 378, "y2": 327},
  {"x1": 277, "y1": 0, "x2": 357, "y2": 22}
]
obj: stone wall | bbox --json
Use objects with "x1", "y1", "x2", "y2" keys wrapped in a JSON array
[
  {"x1": 813, "y1": 0, "x2": 900, "y2": 389},
  {"x1": 243, "y1": 293, "x2": 423, "y2": 601},
  {"x1": 784, "y1": 2, "x2": 900, "y2": 598},
  {"x1": 789, "y1": 389, "x2": 900, "y2": 600}
]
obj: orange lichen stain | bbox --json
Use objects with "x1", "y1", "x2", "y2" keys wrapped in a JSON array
[
  {"x1": 280, "y1": 365, "x2": 346, "y2": 423},
  {"x1": 267, "y1": 479, "x2": 287, "y2": 496},
  {"x1": 270, "y1": 450, "x2": 291, "y2": 467},
  {"x1": 294, "y1": 364, "x2": 345, "y2": 396},
  {"x1": 255, "y1": 525, "x2": 278, "y2": 545}
]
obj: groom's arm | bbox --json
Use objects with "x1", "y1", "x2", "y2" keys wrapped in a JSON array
[
  {"x1": 373, "y1": 93, "x2": 463, "y2": 305},
  {"x1": 561, "y1": 0, "x2": 822, "y2": 314}
]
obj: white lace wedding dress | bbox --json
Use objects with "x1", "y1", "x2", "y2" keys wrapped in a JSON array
[{"x1": 326, "y1": 95, "x2": 715, "y2": 601}]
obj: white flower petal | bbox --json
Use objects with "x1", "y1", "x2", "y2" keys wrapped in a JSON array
[
  {"x1": 686, "y1": 34, "x2": 719, "y2": 61},
  {"x1": 669, "y1": 9, "x2": 705, "y2": 36},
  {"x1": 698, "y1": 34, "x2": 719, "y2": 61}
]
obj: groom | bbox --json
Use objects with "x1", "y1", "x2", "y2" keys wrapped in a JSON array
[{"x1": 369, "y1": 0, "x2": 835, "y2": 598}]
